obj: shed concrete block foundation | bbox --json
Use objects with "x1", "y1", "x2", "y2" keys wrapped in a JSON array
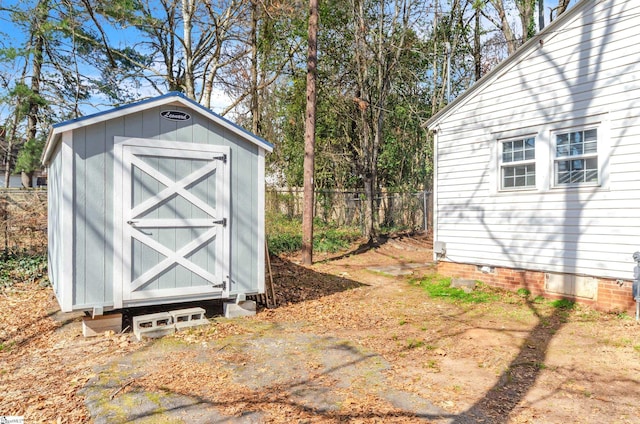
[
  {"x1": 224, "y1": 300, "x2": 257, "y2": 318},
  {"x1": 169, "y1": 307, "x2": 209, "y2": 330},
  {"x1": 133, "y1": 312, "x2": 175, "y2": 341}
]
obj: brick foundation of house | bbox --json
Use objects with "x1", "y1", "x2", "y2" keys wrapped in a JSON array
[{"x1": 437, "y1": 261, "x2": 636, "y2": 313}]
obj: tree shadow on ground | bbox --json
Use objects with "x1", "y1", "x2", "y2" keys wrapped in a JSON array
[{"x1": 451, "y1": 300, "x2": 570, "y2": 423}]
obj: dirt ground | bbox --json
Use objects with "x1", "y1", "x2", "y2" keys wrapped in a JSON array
[{"x1": 1, "y1": 234, "x2": 639, "y2": 423}]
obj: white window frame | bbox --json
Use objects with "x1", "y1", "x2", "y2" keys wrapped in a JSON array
[
  {"x1": 552, "y1": 126, "x2": 599, "y2": 188},
  {"x1": 499, "y1": 136, "x2": 536, "y2": 191}
]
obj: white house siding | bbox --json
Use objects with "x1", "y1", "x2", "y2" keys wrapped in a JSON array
[{"x1": 433, "y1": 0, "x2": 640, "y2": 281}]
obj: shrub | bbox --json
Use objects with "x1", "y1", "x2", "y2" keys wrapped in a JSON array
[
  {"x1": 266, "y1": 212, "x2": 360, "y2": 255},
  {"x1": 0, "y1": 252, "x2": 49, "y2": 288}
]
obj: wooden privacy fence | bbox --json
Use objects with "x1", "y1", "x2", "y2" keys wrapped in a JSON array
[
  {"x1": 266, "y1": 188, "x2": 432, "y2": 233},
  {"x1": 0, "y1": 189, "x2": 47, "y2": 255}
]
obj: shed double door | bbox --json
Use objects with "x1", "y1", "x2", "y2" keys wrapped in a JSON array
[{"x1": 114, "y1": 137, "x2": 230, "y2": 307}]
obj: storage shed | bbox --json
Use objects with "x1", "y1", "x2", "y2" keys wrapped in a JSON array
[{"x1": 42, "y1": 92, "x2": 273, "y2": 313}]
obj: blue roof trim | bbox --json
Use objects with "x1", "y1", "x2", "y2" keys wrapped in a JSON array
[{"x1": 52, "y1": 91, "x2": 274, "y2": 150}]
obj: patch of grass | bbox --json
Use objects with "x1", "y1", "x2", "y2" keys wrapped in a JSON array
[
  {"x1": 633, "y1": 344, "x2": 640, "y2": 353},
  {"x1": 415, "y1": 275, "x2": 500, "y2": 304},
  {"x1": 516, "y1": 288, "x2": 531, "y2": 298},
  {"x1": 0, "y1": 252, "x2": 48, "y2": 288},
  {"x1": 533, "y1": 295, "x2": 546, "y2": 304},
  {"x1": 551, "y1": 299, "x2": 575, "y2": 310},
  {"x1": 406, "y1": 339, "x2": 425, "y2": 349},
  {"x1": 398, "y1": 319, "x2": 407, "y2": 326},
  {"x1": 266, "y1": 212, "x2": 360, "y2": 255},
  {"x1": 615, "y1": 311, "x2": 631, "y2": 320},
  {"x1": 604, "y1": 337, "x2": 634, "y2": 348}
]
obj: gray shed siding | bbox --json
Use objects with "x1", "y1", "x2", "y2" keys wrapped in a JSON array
[{"x1": 68, "y1": 105, "x2": 260, "y2": 309}]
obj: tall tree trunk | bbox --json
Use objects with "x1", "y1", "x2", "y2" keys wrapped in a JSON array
[
  {"x1": 22, "y1": 0, "x2": 47, "y2": 188},
  {"x1": 489, "y1": 0, "x2": 518, "y2": 55},
  {"x1": 250, "y1": 0, "x2": 260, "y2": 134},
  {"x1": 181, "y1": 0, "x2": 195, "y2": 99},
  {"x1": 301, "y1": 0, "x2": 318, "y2": 265},
  {"x1": 474, "y1": 6, "x2": 481, "y2": 81}
]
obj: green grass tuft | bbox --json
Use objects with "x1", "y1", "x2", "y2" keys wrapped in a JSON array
[
  {"x1": 551, "y1": 299, "x2": 575, "y2": 310},
  {"x1": 415, "y1": 275, "x2": 499, "y2": 304}
]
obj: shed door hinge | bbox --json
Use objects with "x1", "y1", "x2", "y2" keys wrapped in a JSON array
[
  {"x1": 212, "y1": 217, "x2": 227, "y2": 227},
  {"x1": 212, "y1": 153, "x2": 227, "y2": 163},
  {"x1": 211, "y1": 281, "x2": 226, "y2": 290}
]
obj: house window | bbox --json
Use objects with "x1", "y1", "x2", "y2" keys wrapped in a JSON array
[
  {"x1": 501, "y1": 137, "x2": 535, "y2": 189},
  {"x1": 554, "y1": 128, "x2": 597, "y2": 185}
]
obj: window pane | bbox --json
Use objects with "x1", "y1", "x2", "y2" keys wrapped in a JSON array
[
  {"x1": 585, "y1": 170, "x2": 598, "y2": 182},
  {"x1": 502, "y1": 137, "x2": 535, "y2": 164},
  {"x1": 556, "y1": 145, "x2": 569, "y2": 156},
  {"x1": 571, "y1": 159, "x2": 583, "y2": 170},
  {"x1": 584, "y1": 129, "x2": 597, "y2": 141},
  {"x1": 571, "y1": 170, "x2": 584, "y2": 183},
  {"x1": 557, "y1": 171, "x2": 570, "y2": 185},
  {"x1": 557, "y1": 133, "x2": 568, "y2": 144},
  {"x1": 502, "y1": 164, "x2": 535, "y2": 189},
  {"x1": 526, "y1": 175, "x2": 535, "y2": 186}
]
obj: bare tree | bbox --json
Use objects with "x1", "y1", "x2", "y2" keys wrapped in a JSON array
[{"x1": 302, "y1": 0, "x2": 318, "y2": 265}]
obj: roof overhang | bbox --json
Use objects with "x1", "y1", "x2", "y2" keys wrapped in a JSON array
[{"x1": 42, "y1": 91, "x2": 274, "y2": 165}]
